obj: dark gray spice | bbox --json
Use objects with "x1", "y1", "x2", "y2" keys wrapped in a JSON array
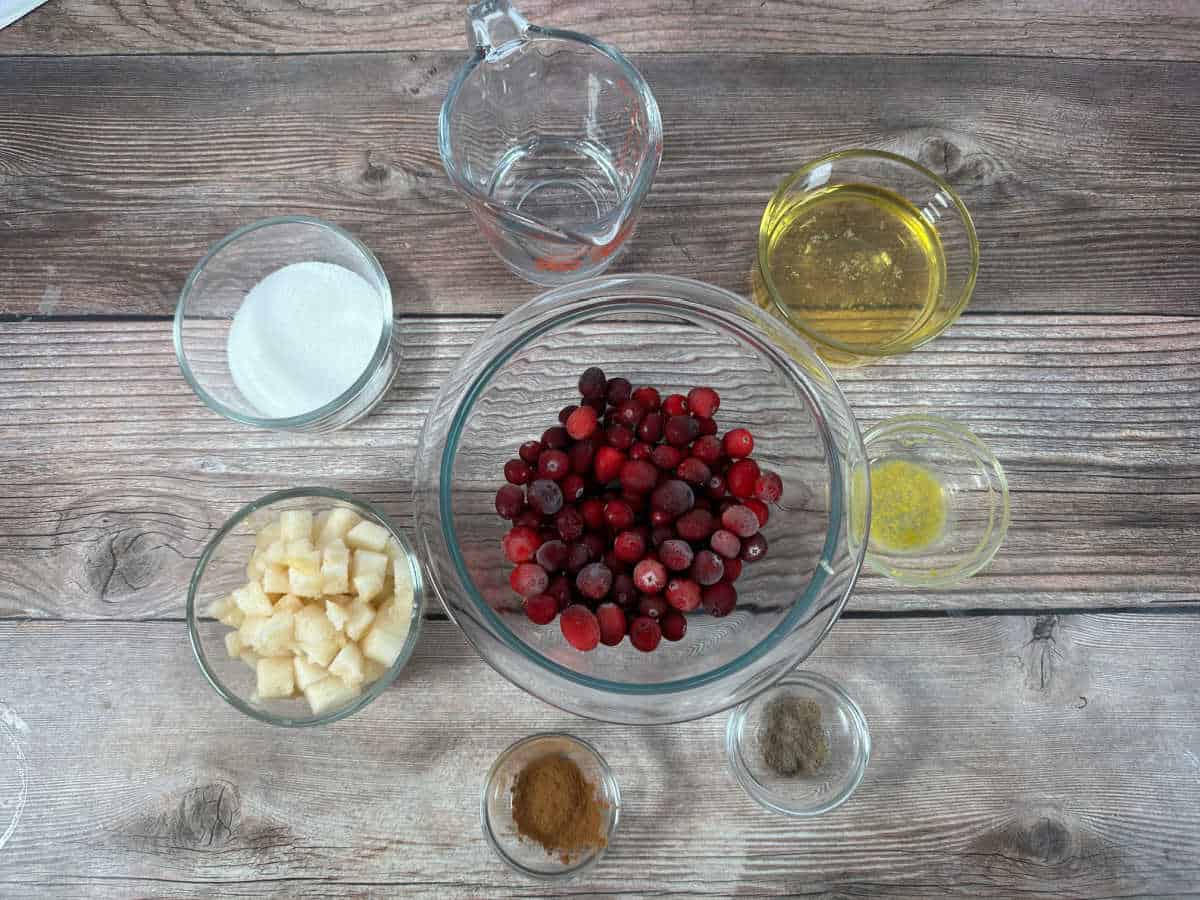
[{"x1": 759, "y1": 693, "x2": 829, "y2": 776}]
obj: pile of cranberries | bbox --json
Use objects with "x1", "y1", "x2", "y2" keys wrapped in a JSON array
[{"x1": 495, "y1": 367, "x2": 783, "y2": 654}]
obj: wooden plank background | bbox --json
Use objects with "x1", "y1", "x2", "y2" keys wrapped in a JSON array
[{"x1": 1, "y1": 1, "x2": 1199, "y2": 897}]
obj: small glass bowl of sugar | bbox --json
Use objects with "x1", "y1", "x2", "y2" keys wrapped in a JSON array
[{"x1": 175, "y1": 216, "x2": 399, "y2": 431}]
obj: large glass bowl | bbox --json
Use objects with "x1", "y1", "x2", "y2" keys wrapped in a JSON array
[{"x1": 415, "y1": 275, "x2": 868, "y2": 724}]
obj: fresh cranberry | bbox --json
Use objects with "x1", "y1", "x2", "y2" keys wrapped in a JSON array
[
  {"x1": 565, "y1": 439, "x2": 593, "y2": 474},
  {"x1": 650, "y1": 508, "x2": 673, "y2": 527},
  {"x1": 621, "y1": 491, "x2": 647, "y2": 514},
  {"x1": 662, "y1": 394, "x2": 689, "y2": 417},
  {"x1": 583, "y1": 395, "x2": 606, "y2": 415},
  {"x1": 558, "y1": 404, "x2": 578, "y2": 425},
  {"x1": 527, "y1": 479, "x2": 563, "y2": 515},
  {"x1": 695, "y1": 416, "x2": 718, "y2": 436},
  {"x1": 560, "y1": 604, "x2": 601, "y2": 651},
  {"x1": 632, "y1": 386, "x2": 661, "y2": 411},
  {"x1": 603, "y1": 498, "x2": 636, "y2": 531},
  {"x1": 502, "y1": 526, "x2": 542, "y2": 564},
  {"x1": 676, "y1": 457, "x2": 711, "y2": 485},
  {"x1": 559, "y1": 473, "x2": 585, "y2": 504},
  {"x1": 690, "y1": 549, "x2": 725, "y2": 586},
  {"x1": 726, "y1": 458, "x2": 761, "y2": 499},
  {"x1": 524, "y1": 593, "x2": 558, "y2": 625},
  {"x1": 651, "y1": 524, "x2": 674, "y2": 547},
  {"x1": 565, "y1": 405, "x2": 599, "y2": 440},
  {"x1": 629, "y1": 441, "x2": 653, "y2": 461},
  {"x1": 754, "y1": 470, "x2": 783, "y2": 503},
  {"x1": 613, "y1": 529, "x2": 647, "y2": 563},
  {"x1": 576, "y1": 562, "x2": 613, "y2": 601},
  {"x1": 537, "y1": 449, "x2": 570, "y2": 481},
  {"x1": 495, "y1": 484, "x2": 525, "y2": 519},
  {"x1": 605, "y1": 423, "x2": 635, "y2": 450},
  {"x1": 720, "y1": 557, "x2": 743, "y2": 583},
  {"x1": 611, "y1": 573, "x2": 637, "y2": 607},
  {"x1": 743, "y1": 498, "x2": 770, "y2": 527},
  {"x1": 546, "y1": 574, "x2": 573, "y2": 609},
  {"x1": 633, "y1": 558, "x2": 668, "y2": 594},
  {"x1": 630, "y1": 616, "x2": 662, "y2": 652},
  {"x1": 554, "y1": 506, "x2": 585, "y2": 542},
  {"x1": 541, "y1": 425, "x2": 569, "y2": 450},
  {"x1": 582, "y1": 531, "x2": 607, "y2": 560},
  {"x1": 602, "y1": 549, "x2": 626, "y2": 575},
  {"x1": 536, "y1": 539, "x2": 569, "y2": 571},
  {"x1": 538, "y1": 527, "x2": 558, "y2": 545},
  {"x1": 723, "y1": 428, "x2": 754, "y2": 458},
  {"x1": 514, "y1": 509, "x2": 542, "y2": 529},
  {"x1": 675, "y1": 508, "x2": 716, "y2": 542},
  {"x1": 637, "y1": 412, "x2": 664, "y2": 443},
  {"x1": 518, "y1": 440, "x2": 544, "y2": 465},
  {"x1": 614, "y1": 399, "x2": 645, "y2": 429},
  {"x1": 651, "y1": 444, "x2": 683, "y2": 470},
  {"x1": 704, "y1": 473, "x2": 727, "y2": 500},
  {"x1": 689, "y1": 435, "x2": 722, "y2": 465},
  {"x1": 665, "y1": 577, "x2": 702, "y2": 612},
  {"x1": 687, "y1": 386, "x2": 720, "y2": 418},
  {"x1": 509, "y1": 563, "x2": 549, "y2": 597},
  {"x1": 578, "y1": 497, "x2": 605, "y2": 530},
  {"x1": 565, "y1": 541, "x2": 592, "y2": 574},
  {"x1": 665, "y1": 415, "x2": 700, "y2": 447},
  {"x1": 658, "y1": 539, "x2": 695, "y2": 572},
  {"x1": 703, "y1": 582, "x2": 737, "y2": 617},
  {"x1": 504, "y1": 458, "x2": 532, "y2": 486},
  {"x1": 709, "y1": 529, "x2": 741, "y2": 559},
  {"x1": 650, "y1": 479, "x2": 695, "y2": 518},
  {"x1": 661, "y1": 610, "x2": 688, "y2": 641},
  {"x1": 638, "y1": 593, "x2": 668, "y2": 619},
  {"x1": 604, "y1": 376, "x2": 632, "y2": 405},
  {"x1": 740, "y1": 532, "x2": 768, "y2": 562},
  {"x1": 578, "y1": 366, "x2": 607, "y2": 401},
  {"x1": 620, "y1": 459, "x2": 658, "y2": 494},
  {"x1": 596, "y1": 603, "x2": 626, "y2": 645},
  {"x1": 593, "y1": 445, "x2": 626, "y2": 482},
  {"x1": 721, "y1": 504, "x2": 760, "y2": 538}
]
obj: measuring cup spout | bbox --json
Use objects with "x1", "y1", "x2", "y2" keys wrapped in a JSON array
[{"x1": 466, "y1": 0, "x2": 530, "y2": 56}]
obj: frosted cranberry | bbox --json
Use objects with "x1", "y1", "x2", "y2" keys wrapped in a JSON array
[
  {"x1": 537, "y1": 449, "x2": 570, "y2": 481},
  {"x1": 596, "y1": 602, "x2": 626, "y2": 645},
  {"x1": 651, "y1": 524, "x2": 674, "y2": 547},
  {"x1": 510, "y1": 563, "x2": 549, "y2": 597},
  {"x1": 743, "y1": 498, "x2": 770, "y2": 527},
  {"x1": 578, "y1": 366, "x2": 607, "y2": 400},
  {"x1": 613, "y1": 529, "x2": 647, "y2": 563},
  {"x1": 603, "y1": 499, "x2": 635, "y2": 531},
  {"x1": 527, "y1": 479, "x2": 563, "y2": 515},
  {"x1": 740, "y1": 532, "x2": 768, "y2": 562},
  {"x1": 604, "y1": 424, "x2": 635, "y2": 450},
  {"x1": 593, "y1": 445, "x2": 626, "y2": 482},
  {"x1": 611, "y1": 573, "x2": 637, "y2": 608},
  {"x1": 559, "y1": 473, "x2": 585, "y2": 504},
  {"x1": 633, "y1": 558, "x2": 668, "y2": 594},
  {"x1": 638, "y1": 594, "x2": 667, "y2": 619},
  {"x1": 704, "y1": 473, "x2": 727, "y2": 500},
  {"x1": 558, "y1": 404, "x2": 578, "y2": 425},
  {"x1": 495, "y1": 484, "x2": 525, "y2": 519},
  {"x1": 717, "y1": 497, "x2": 738, "y2": 516},
  {"x1": 629, "y1": 441, "x2": 653, "y2": 461},
  {"x1": 721, "y1": 504, "x2": 760, "y2": 538},
  {"x1": 703, "y1": 582, "x2": 737, "y2": 617},
  {"x1": 502, "y1": 526, "x2": 542, "y2": 563},
  {"x1": 546, "y1": 574, "x2": 573, "y2": 609},
  {"x1": 560, "y1": 604, "x2": 601, "y2": 651},
  {"x1": 620, "y1": 459, "x2": 658, "y2": 494},
  {"x1": 535, "y1": 539, "x2": 569, "y2": 572},
  {"x1": 614, "y1": 399, "x2": 645, "y2": 429},
  {"x1": 687, "y1": 386, "x2": 720, "y2": 418},
  {"x1": 726, "y1": 458, "x2": 761, "y2": 499},
  {"x1": 665, "y1": 577, "x2": 702, "y2": 612},
  {"x1": 630, "y1": 616, "x2": 662, "y2": 652},
  {"x1": 637, "y1": 412, "x2": 664, "y2": 443},
  {"x1": 658, "y1": 539, "x2": 695, "y2": 572},
  {"x1": 709, "y1": 529, "x2": 741, "y2": 559},
  {"x1": 651, "y1": 444, "x2": 683, "y2": 470},
  {"x1": 576, "y1": 562, "x2": 613, "y2": 601},
  {"x1": 632, "y1": 386, "x2": 661, "y2": 411},
  {"x1": 504, "y1": 458, "x2": 532, "y2": 485},
  {"x1": 565, "y1": 541, "x2": 593, "y2": 575},
  {"x1": 541, "y1": 426, "x2": 569, "y2": 450},
  {"x1": 690, "y1": 549, "x2": 725, "y2": 586},
  {"x1": 555, "y1": 506, "x2": 585, "y2": 542},
  {"x1": 723, "y1": 428, "x2": 754, "y2": 458},
  {"x1": 690, "y1": 435, "x2": 723, "y2": 466},
  {"x1": 661, "y1": 610, "x2": 688, "y2": 641},
  {"x1": 519, "y1": 440, "x2": 544, "y2": 465},
  {"x1": 651, "y1": 479, "x2": 695, "y2": 518},
  {"x1": 524, "y1": 593, "x2": 558, "y2": 625},
  {"x1": 604, "y1": 376, "x2": 632, "y2": 405},
  {"x1": 720, "y1": 557, "x2": 743, "y2": 583},
  {"x1": 676, "y1": 457, "x2": 711, "y2": 485},
  {"x1": 582, "y1": 531, "x2": 606, "y2": 560},
  {"x1": 755, "y1": 470, "x2": 783, "y2": 503},
  {"x1": 675, "y1": 508, "x2": 716, "y2": 542},
  {"x1": 565, "y1": 405, "x2": 599, "y2": 440},
  {"x1": 665, "y1": 415, "x2": 700, "y2": 447},
  {"x1": 695, "y1": 416, "x2": 718, "y2": 436},
  {"x1": 662, "y1": 394, "x2": 689, "y2": 417},
  {"x1": 514, "y1": 509, "x2": 542, "y2": 529}
]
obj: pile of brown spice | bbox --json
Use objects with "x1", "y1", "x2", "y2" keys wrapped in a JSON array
[
  {"x1": 759, "y1": 693, "x2": 829, "y2": 776},
  {"x1": 511, "y1": 752, "x2": 608, "y2": 863}
]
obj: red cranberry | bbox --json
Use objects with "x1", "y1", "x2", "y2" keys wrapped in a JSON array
[
  {"x1": 723, "y1": 428, "x2": 754, "y2": 458},
  {"x1": 558, "y1": 404, "x2": 578, "y2": 425},
  {"x1": 527, "y1": 479, "x2": 563, "y2": 515},
  {"x1": 509, "y1": 562, "x2": 549, "y2": 597},
  {"x1": 603, "y1": 499, "x2": 636, "y2": 531},
  {"x1": 703, "y1": 582, "x2": 737, "y2": 617},
  {"x1": 514, "y1": 509, "x2": 542, "y2": 529},
  {"x1": 661, "y1": 610, "x2": 688, "y2": 641},
  {"x1": 495, "y1": 484, "x2": 525, "y2": 519},
  {"x1": 632, "y1": 386, "x2": 661, "y2": 411},
  {"x1": 658, "y1": 539, "x2": 695, "y2": 572},
  {"x1": 565, "y1": 541, "x2": 592, "y2": 574},
  {"x1": 695, "y1": 416, "x2": 718, "y2": 436},
  {"x1": 565, "y1": 439, "x2": 592, "y2": 474},
  {"x1": 559, "y1": 474, "x2": 585, "y2": 504},
  {"x1": 633, "y1": 558, "x2": 668, "y2": 594},
  {"x1": 690, "y1": 435, "x2": 723, "y2": 466},
  {"x1": 665, "y1": 415, "x2": 700, "y2": 447},
  {"x1": 637, "y1": 593, "x2": 668, "y2": 619},
  {"x1": 665, "y1": 577, "x2": 702, "y2": 612},
  {"x1": 578, "y1": 366, "x2": 607, "y2": 401},
  {"x1": 726, "y1": 458, "x2": 761, "y2": 499},
  {"x1": 605, "y1": 423, "x2": 635, "y2": 450},
  {"x1": 555, "y1": 506, "x2": 585, "y2": 542},
  {"x1": 621, "y1": 491, "x2": 647, "y2": 514},
  {"x1": 630, "y1": 616, "x2": 662, "y2": 652},
  {"x1": 611, "y1": 573, "x2": 637, "y2": 608},
  {"x1": 710, "y1": 529, "x2": 741, "y2": 559},
  {"x1": 662, "y1": 394, "x2": 689, "y2": 417},
  {"x1": 687, "y1": 386, "x2": 720, "y2": 418},
  {"x1": 596, "y1": 603, "x2": 627, "y2": 645},
  {"x1": 704, "y1": 473, "x2": 727, "y2": 500},
  {"x1": 721, "y1": 504, "x2": 760, "y2": 538},
  {"x1": 537, "y1": 449, "x2": 570, "y2": 481},
  {"x1": 651, "y1": 444, "x2": 683, "y2": 470},
  {"x1": 629, "y1": 441, "x2": 653, "y2": 461},
  {"x1": 650, "y1": 479, "x2": 695, "y2": 518},
  {"x1": 676, "y1": 457, "x2": 711, "y2": 485},
  {"x1": 650, "y1": 508, "x2": 673, "y2": 527},
  {"x1": 605, "y1": 377, "x2": 632, "y2": 405},
  {"x1": 637, "y1": 412, "x2": 664, "y2": 443},
  {"x1": 576, "y1": 562, "x2": 613, "y2": 601},
  {"x1": 502, "y1": 526, "x2": 542, "y2": 564},
  {"x1": 582, "y1": 531, "x2": 607, "y2": 560},
  {"x1": 650, "y1": 524, "x2": 674, "y2": 547},
  {"x1": 602, "y1": 549, "x2": 626, "y2": 574},
  {"x1": 560, "y1": 604, "x2": 601, "y2": 651},
  {"x1": 580, "y1": 497, "x2": 605, "y2": 530},
  {"x1": 614, "y1": 400, "x2": 645, "y2": 428},
  {"x1": 740, "y1": 532, "x2": 768, "y2": 562},
  {"x1": 755, "y1": 471, "x2": 783, "y2": 503},
  {"x1": 690, "y1": 549, "x2": 725, "y2": 586},
  {"x1": 593, "y1": 445, "x2": 626, "y2": 482},
  {"x1": 535, "y1": 539, "x2": 569, "y2": 572},
  {"x1": 720, "y1": 557, "x2": 743, "y2": 583},
  {"x1": 743, "y1": 498, "x2": 770, "y2": 527},
  {"x1": 524, "y1": 593, "x2": 558, "y2": 625},
  {"x1": 675, "y1": 508, "x2": 716, "y2": 542},
  {"x1": 518, "y1": 440, "x2": 544, "y2": 465},
  {"x1": 541, "y1": 426, "x2": 569, "y2": 450},
  {"x1": 613, "y1": 529, "x2": 647, "y2": 563},
  {"x1": 582, "y1": 395, "x2": 606, "y2": 415},
  {"x1": 565, "y1": 405, "x2": 599, "y2": 440},
  {"x1": 620, "y1": 459, "x2": 658, "y2": 494},
  {"x1": 504, "y1": 458, "x2": 532, "y2": 485},
  {"x1": 546, "y1": 574, "x2": 573, "y2": 609}
]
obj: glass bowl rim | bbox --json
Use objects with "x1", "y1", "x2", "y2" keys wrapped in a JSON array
[
  {"x1": 480, "y1": 731, "x2": 621, "y2": 881},
  {"x1": 756, "y1": 148, "x2": 980, "y2": 359},
  {"x1": 725, "y1": 670, "x2": 870, "y2": 817},
  {"x1": 186, "y1": 486, "x2": 424, "y2": 727},
  {"x1": 173, "y1": 215, "x2": 395, "y2": 430},
  {"x1": 861, "y1": 413, "x2": 1010, "y2": 587},
  {"x1": 435, "y1": 277, "x2": 856, "y2": 698}
]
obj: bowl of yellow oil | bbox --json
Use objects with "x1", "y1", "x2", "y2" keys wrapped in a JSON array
[
  {"x1": 756, "y1": 150, "x2": 978, "y2": 365},
  {"x1": 851, "y1": 415, "x2": 1008, "y2": 587}
]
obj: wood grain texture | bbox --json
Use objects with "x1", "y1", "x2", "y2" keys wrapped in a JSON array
[
  {"x1": 3, "y1": 52, "x2": 1200, "y2": 316},
  {"x1": 0, "y1": 614, "x2": 1197, "y2": 897},
  {"x1": 1, "y1": 315, "x2": 1196, "y2": 619},
  {"x1": 2, "y1": 0, "x2": 1199, "y2": 59}
]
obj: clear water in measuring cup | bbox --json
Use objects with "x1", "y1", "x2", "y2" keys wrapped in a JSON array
[{"x1": 487, "y1": 137, "x2": 624, "y2": 228}]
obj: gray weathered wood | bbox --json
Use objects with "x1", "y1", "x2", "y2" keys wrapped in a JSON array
[
  {"x1": 1, "y1": 315, "x2": 1196, "y2": 619},
  {"x1": 2, "y1": 0, "x2": 1199, "y2": 59},
  {"x1": 0, "y1": 614, "x2": 1197, "y2": 897},
  {"x1": 3, "y1": 53, "x2": 1200, "y2": 316}
]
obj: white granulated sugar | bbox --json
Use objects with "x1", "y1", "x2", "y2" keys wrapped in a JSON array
[{"x1": 227, "y1": 261, "x2": 383, "y2": 419}]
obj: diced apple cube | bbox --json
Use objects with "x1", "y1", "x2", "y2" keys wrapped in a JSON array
[
  {"x1": 361, "y1": 622, "x2": 407, "y2": 668},
  {"x1": 288, "y1": 568, "x2": 323, "y2": 598},
  {"x1": 286, "y1": 539, "x2": 321, "y2": 575},
  {"x1": 325, "y1": 599, "x2": 349, "y2": 633},
  {"x1": 293, "y1": 655, "x2": 327, "y2": 690},
  {"x1": 344, "y1": 599, "x2": 376, "y2": 641},
  {"x1": 233, "y1": 581, "x2": 273, "y2": 617},
  {"x1": 352, "y1": 549, "x2": 389, "y2": 582},
  {"x1": 361, "y1": 658, "x2": 387, "y2": 683},
  {"x1": 240, "y1": 649, "x2": 261, "y2": 669},
  {"x1": 303, "y1": 676, "x2": 361, "y2": 716},
  {"x1": 263, "y1": 564, "x2": 291, "y2": 595},
  {"x1": 328, "y1": 642, "x2": 366, "y2": 686},
  {"x1": 217, "y1": 602, "x2": 245, "y2": 629},
  {"x1": 320, "y1": 540, "x2": 350, "y2": 595},
  {"x1": 274, "y1": 593, "x2": 303, "y2": 614},
  {"x1": 255, "y1": 520, "x2": 281, "y2": 551},
  {"x1": 295, "y1": 604, "x2": 335, "y2": 645},
  {"x1": 353, "y1": 573, "x2": 385, "y2": 603},
  {"x1": 224, "y1": 631, "x2": 244, "y2": 658},
  {"x1": 393, "y1": 554, "x2": 414, "y2": 600},
  {"x1": 375, "y1": 594, "x2": 413, "y2": 638},
  {"x1": 280, "y1": 509, "x2": 313, "y2": 542},
  {"x1": 346, "y1": 520, "x2": 389, "y2": 553},
  {"x1": 246, "y1": 552, "x2": 268, "y2": 580},
  {"x1": 264, "y1": 539, "x2": 288, "y2": 566},
  {"x1": 302, "y1": 637, "x2": 339, "y2": 668},
  {"x1": 207, "y1": 596, "x2": 231, "y2": 620},
  {"x1": 256, "y1": 657, "x2": 295, "y2": 699},
  {"x1": 252, "y1": 609, "x2": 294, "y2": 657},
  {"x1": 318, "y1": 507, "x2": 362, "y2": 548},
  {"x1": 313, "y1": 510, "x2": 330, "y2": 542}
]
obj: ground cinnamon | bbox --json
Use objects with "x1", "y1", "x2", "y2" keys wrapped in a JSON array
[{"x1": 511, "y1": 752, "x2": 607, "y2": 862}]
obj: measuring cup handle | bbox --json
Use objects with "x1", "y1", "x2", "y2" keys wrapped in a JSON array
[{"x1": 466, "y1": 0, "x2": 531, "y2": 55}]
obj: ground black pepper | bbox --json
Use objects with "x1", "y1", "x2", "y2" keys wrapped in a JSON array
[{"x1": 759, "y1": 693, "x2": 829, "y2": 776}]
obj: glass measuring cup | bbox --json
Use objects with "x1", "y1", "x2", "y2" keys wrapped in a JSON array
[{"x1": 439, "y1": 0, "x2": 663, "y2": 285}]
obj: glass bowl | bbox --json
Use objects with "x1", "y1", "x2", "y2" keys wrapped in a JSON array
[
  {"x1": 187, "y1": 488, "x2": 424, "y2": 726},
  {"x1": 174, "y1": 216, "x2": 400, "y2": 431},
  {"x1": 857, "y1": 414, "x2": 1009, "y2": 587},
  {"x1": 757, "y1": 149, "x2": 979, "y2": 365},
  {"x1": 481, "y1": 732, "x2": 620, "y2": 880},
  {"x1": 414, "y1": 274, "x2": 868, "y2": 724},
  {"x1": 726, "y1": 671, "x2": 869, "y2": 817}
]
